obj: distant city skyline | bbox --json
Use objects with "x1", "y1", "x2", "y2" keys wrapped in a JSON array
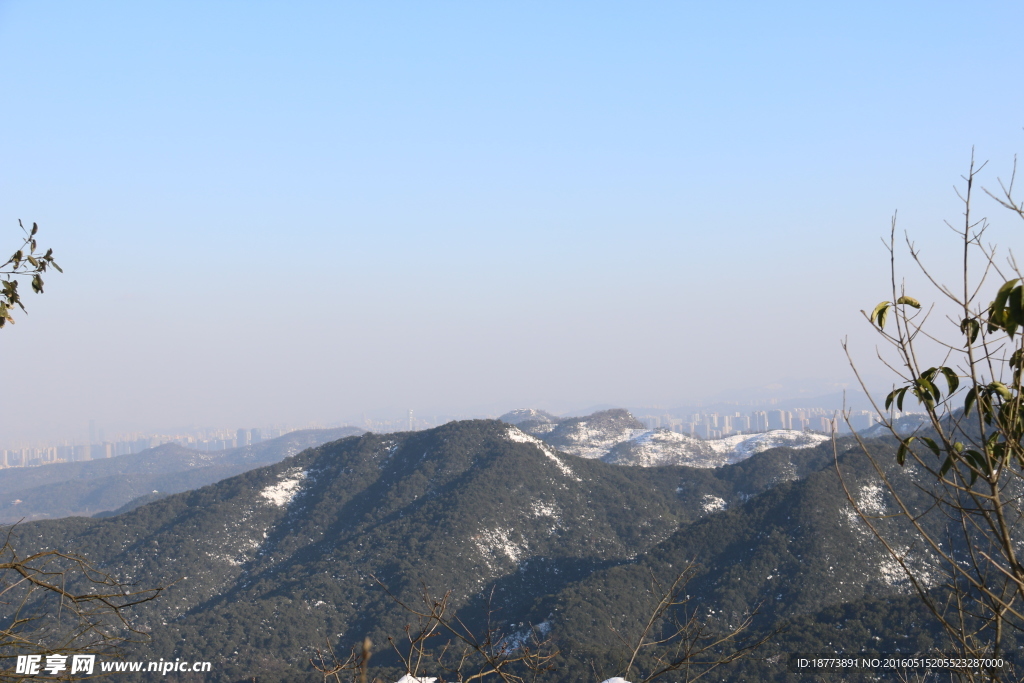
[{"x1": 0, "y1": 393, "x2": 899, "y2": 469}]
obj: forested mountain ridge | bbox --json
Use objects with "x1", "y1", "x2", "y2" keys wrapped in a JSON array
[{"x1": 3, "y1": 420, "x2": 942, "y2": 681}]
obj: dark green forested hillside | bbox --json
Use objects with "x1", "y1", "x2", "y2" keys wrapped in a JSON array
[{"x1": 0, "y1": 420, "x2": 982, "y2": 682}]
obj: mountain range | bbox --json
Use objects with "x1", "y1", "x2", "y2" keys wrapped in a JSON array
[
  {"x1": 0, "y1": 410, "x2": 829, "y2": 525},
  {"x1": 1, "y1": 415, "x2": 971, "y2": 682}
]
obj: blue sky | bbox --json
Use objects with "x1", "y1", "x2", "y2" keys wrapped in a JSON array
[{"x1": 2, "y1": 1, "x2": 1023, "y2": 441}]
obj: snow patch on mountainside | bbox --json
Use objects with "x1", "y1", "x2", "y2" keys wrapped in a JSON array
[
  {"x1": 713, "y1": 430, "x2": 830, "y2": 459},
  {"x1": 531, "y1": 501, "x2": 559, "y2": 519},
  {"x1": 526, "y1": 409, "x2": 644, "y2": 459},
  {"x1": 260, "y1": 468, "x2": 307, "y2": 506},
  {"x1": 839, "y1": 490, "x2": 939, "y2": 591},
  {"x1": 506, "y1": 428, "x2": 581, "y2": 481},
  {"x1": 550, "y1": 422, "x2": 636, "y2": 459},
  {"x1": 702, "y1": 495, "x2": 727, "y2": 513},
  {"x1": 603, "y1": 429, "x2": 830, "y2": 467},
  {"x1": 856, "y1": 483, "x2": 887, "y2": 515},
  {"x1": 475, "y1": 526, "x2": 526, "y2": 567}
]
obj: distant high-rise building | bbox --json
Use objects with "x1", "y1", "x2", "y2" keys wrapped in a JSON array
[
  {"x1": 250, "y1": 428, "x2": 262, "y2": 444},
  {"x1": 408, "y1": 409, "x2": 414, "y2": 431},
  {"x1": 237, "y1": 429, "x2": 249, "y2": 448},
  {"x1": 767, "y1": 410, "x2": 791, "y2": 430},
  {"x1": 89, "y1": 419, "x2": 97, "y2": 445},
  {"x1": 849, "y1": 412, "x2": 876, "y2": 431},
  {"x1": 641, "y1": 416, "x2": 660, "y2": 429}
]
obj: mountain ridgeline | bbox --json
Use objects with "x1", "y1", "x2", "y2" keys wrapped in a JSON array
[
  {"x1": 0, "y1": 427, "x2": 364, "y2": 522},
  {"x1": 1, "y1": 414, "x2": 970, "y2": 682}
]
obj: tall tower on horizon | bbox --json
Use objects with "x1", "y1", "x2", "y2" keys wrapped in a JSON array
[{"x1": 408, "y1": 409, "x2": 414, "y2": 431}]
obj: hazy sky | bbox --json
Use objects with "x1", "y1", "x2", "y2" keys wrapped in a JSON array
[{"x1": 2, "y1": 1, "x2": 1024, "y2": 442}]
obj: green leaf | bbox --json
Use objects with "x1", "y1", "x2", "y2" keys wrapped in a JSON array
[
  {"x1": 993, "y1": 278, "x2": 1019, "y2": 311},
  {"x1": 1010, "y1": 285, "x2": 1024, "y2": 331},
  {"x1": 870, "y1": 301, "x2": 891, "y2": 329},
  {"x1": 919, "y1": 437, "x2": 940, "y2": 457},
  {"x1": 938, "y1": 366, "x2": 960, "y2": 395},
  {"x1": 914, "y1": 376, "x2": 940, "y2": 404},
  {"x1": 896, "y1": 295, "x2": 921, "y2": 308},
  {"x1": 896, "y1": 437, "x2": 916, "y2": 466},
  {"x1": 963, "y1": 450, "x2": 985, "y2": 485},
  {"x1": 961, "y1": 317, "x2": 980, "y2": 344},
  {"x1": 990, "y1": 381, "x2": 1013, "y2": 401},
  {"x1": 964, "y1": 387, "x2": 978, "y2": 417},
  {"x1": 885, "y1": 387, "x2": 909, "y2": 412},
  {"x1": 989, "y1": 279, "x2": 1021, "y2": 334},
  {"x1": 939, "y1": 453, "x2": 956, "y2": 478}
]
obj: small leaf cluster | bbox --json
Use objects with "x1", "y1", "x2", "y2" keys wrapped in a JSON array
[
  {"x1": 868, "y1": 295, "x2": 920, "y2": 330},
  {"x1": 986, "y1": 278, "x2": 1024, "y2": 338},
  {"x1": 0, "y1": 220, "x2": 62, "y2": 328},
  {"x1": 885, "y1": 365, "x2": 959, "y2": 414}
]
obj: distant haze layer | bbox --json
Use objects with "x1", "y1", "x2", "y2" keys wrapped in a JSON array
[{"x1": 1, "y1": 3, "x2": 1022, "y2": 442}]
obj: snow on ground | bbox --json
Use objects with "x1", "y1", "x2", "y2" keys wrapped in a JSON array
[
  {"x1": 259, "y1": 468, "x2": 307, "y2": 506},
  {"x1": 702, "y1": 495, "x2": 727, "y2": 513},
  {"x1": 506, "y1": 428, "x2": 581, "y2": 480},
  {"x1": 474, "y1": 526, "x2": 526, "y2": 567},
  {"x1": 711, "y1": 430, "x2": 830, "y2": 460},
  {"x1": 604, "y1": 429, "x2": 830, "y2": 468},
  {"x1": 550, "y1": 421, "x2": 636, "y2": 459},
  {"x1": 840, "y1": 490, "x2": 940, "y2": 591},
  {"x1": 502, "y1": 619, "x2": 552, "y2": 652},
  {"x1": 856, "y1": 483, "x2": 887, "y2": 515},
  {"x1": 531, "y1": 501, "x2": 559, "y2": 519}
]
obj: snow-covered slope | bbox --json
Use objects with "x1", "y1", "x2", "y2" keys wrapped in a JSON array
[
  {"x1": 501, "y1": 408, "x2": 831, "y2": 466},
  {"x1": 530, "y1": 409, "x2": 645, "y2": 459},
  {"x1": 602, "y1": 429, "x2": 831, "y2": 467}
]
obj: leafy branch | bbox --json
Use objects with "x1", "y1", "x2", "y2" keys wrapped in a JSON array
[{"x1": 0, "y1": 220, "x2": 62, "y2": 328}]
